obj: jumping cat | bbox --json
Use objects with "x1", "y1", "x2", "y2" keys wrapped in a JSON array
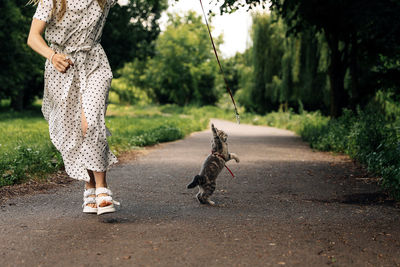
[{"x1": 187, "y1": 123, "x2": 240, "y2": 205}]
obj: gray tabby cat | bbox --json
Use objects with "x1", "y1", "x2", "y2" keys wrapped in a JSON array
[{"x1": 187, "y1": 123, "x2": 240, "y2": 205}]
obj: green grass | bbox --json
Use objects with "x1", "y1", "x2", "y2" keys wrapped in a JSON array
[
  {"x1": 106, "y1": 104, "x2": 208, "y2": 153},
  {"x1": 0, "y1": 104, "x2": 208, "y2": 186},
  {"x1": 0, "y1": 106, "x2": 61, "y2": 186},
  {"x1": 2, "y1": 102, "x2": 399, "y2": 199}
]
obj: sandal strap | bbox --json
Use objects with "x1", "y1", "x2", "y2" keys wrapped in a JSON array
[
  {"x1": 84, "y1": 197, "x2": 96, "y2": 204},
  {"x1": 96, "y1": 196, "x2": 113, "y2": 203},
  {"x1": 96, "y1": 187, "x2": 113, "y2": 196},
  {"x1": 84, "y1": 188, "x2": 96, "y2": 198},
  {"x1": 82, "y1": 197, "x2": 96, "y2": 208}
]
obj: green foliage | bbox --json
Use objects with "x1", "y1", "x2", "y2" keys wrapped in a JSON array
[
  {"x1": 239, "y1": 13, "x2": 329, "y2": 114},
  {"x1": 264, "y1": 105, "x2": 400, "y2": 199},
  {"x1": 250, "y1": 13, "x2": 284, "y2": 113},
  {"x1": 111, "y1": 11, "x2": 222, "y2": 106},
  {"x1": 214, "y1": 0, "x2": 400, "y2": 117},
  {"x1": 0, "y1": 0, "x2": 44, "y2": 110},
  {"x1": 111, "y1": 59, "x2": 152, "y2": 105},
  {"x1": 0, "y1": 109, "x2": 63, "y2": 186},
  {"x1": 0, "y1": 104, "x2": 209, "y2": 186},
  {"x1": 106, "y1": 104, "x2": 209, "y2": 152},
  {"x1": 214, "y1": 53, "x2": 241, "y2": 96},
  {"x1": 2, "y1": 101, "x2": 399, "y2": 198},
  {"x1": 0, "y1": 0, "x2": 167, "y2": 110},
  {"x1": 102, "y1": 0, "x2": 168, "y2": 71},
  {"x1": 231, "y1": 48, "x2": 255, "y2": 112},
  {"x1": 144, "y1": 11, "x2": 222, "y2": 106}
]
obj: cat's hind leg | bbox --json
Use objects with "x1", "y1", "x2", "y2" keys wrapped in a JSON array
[
  {"x1": 196, "y1": 187, "x2": 208, "y2": 204},
  {"x1": 200, "y1": 181, "x2": 216, "y2": 205}
]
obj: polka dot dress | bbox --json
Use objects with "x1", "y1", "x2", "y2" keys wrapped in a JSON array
[{"x1": 33, "y1": 0, "x2": 118, "y2": 182}]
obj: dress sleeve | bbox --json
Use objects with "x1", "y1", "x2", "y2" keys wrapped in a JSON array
[{"x1": 33, "y1": 0, "x2": 53, "y2": 23}]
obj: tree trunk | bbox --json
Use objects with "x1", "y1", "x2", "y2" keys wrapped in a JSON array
[
  {"x1": 10, "y1": 92, "x2": 24, "y2": 111},
  {"x1": 326, "y1": 33, "x2": 348, "y2": 118},
  {"x1": 349, "y1": 35, "x2": 359, "y2": 110}
]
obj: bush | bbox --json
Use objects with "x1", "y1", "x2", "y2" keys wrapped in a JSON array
[
  {"x1": 232, "y1": 104, "x2": 400, "y2": 199},
  {"x1": 287, "y1": 107, "x2": 400, "y2": 199}
]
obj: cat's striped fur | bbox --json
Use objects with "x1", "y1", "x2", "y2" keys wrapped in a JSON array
[{"x1": 187, "y1": 123, "x2": 239, "y2": 205}]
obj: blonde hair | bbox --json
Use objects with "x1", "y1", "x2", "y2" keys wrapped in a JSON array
[{"x1": 28, "y1": 0, "x2": 107, "y2": 22}]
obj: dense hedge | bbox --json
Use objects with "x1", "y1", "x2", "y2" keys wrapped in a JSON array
[{"x1": 262, "y1": 107, "x2": 400, "y2": 199}]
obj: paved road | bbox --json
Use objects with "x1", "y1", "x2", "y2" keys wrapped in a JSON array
[{"x1": 1, "y1": 119, "x2": 399, "y2": 266}]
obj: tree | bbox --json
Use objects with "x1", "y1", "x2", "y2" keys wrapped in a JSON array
[
  {"x1": 250, "y1": 13, "x2": 284, "y2": 113},
  {"x1": 212, "y1": 0, "x2": 400, "y2": 117},
  {"x1": 0, "y1": 0, "x2": 167, "y2": 110},
  {"x1": 0, "y1": 0, "x2": 44, "y2": 110},
  {"x1": 143, "y1": 11, "x2": 222, "y2": 106},
  {"x1": 102, "y1": 0, "x2": 168, "y2": 72},
  {"x1": 237, "y1": 12, "x2": 328, "y2": 114}
]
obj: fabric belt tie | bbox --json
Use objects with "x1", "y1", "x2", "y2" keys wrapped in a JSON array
[{"x1": 50, "y1": 43, "x2": 99, "y2": 99}]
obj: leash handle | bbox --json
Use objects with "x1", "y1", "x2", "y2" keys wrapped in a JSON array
[{"x1": 199, "y1": 0, "x2": 240, "y2": 124}]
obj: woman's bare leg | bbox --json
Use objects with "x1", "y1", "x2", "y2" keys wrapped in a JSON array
[
  {"x1": 81, "y1": 107, "x2": 111, "y2": 208},
  {"x1": 93, "y1": 171, "x2": 112, "y2": 207},
  {"x1": 82, "y1": 108, "x2": 98, "y2": 208},
  {"x1": 81, "y1": 108, "x2": 88, "y2": 137},
  {"x1": 86, "y1": 170, "x2": 96, "y2": 188}
]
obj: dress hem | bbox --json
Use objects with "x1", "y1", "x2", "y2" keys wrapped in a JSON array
[{"x1": 69, "y1": 157, "x2": 119, "y2": 182}]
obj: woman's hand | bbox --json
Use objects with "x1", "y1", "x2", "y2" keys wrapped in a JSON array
[
  {"x1": 51, "y1": 53, "x2": 74, "y2": 73},
  {"x1": 27, "y1": 19, "x2": 74, "y2": 74}
]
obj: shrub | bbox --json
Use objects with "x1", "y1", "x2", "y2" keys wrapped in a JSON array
[{"x1": 296, "y1": 107, "x2": 400, "y2": 199}]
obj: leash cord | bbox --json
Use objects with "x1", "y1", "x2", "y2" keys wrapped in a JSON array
[
  {"x1": 212, "y1": 150, "x2": 236, "y2": 178},
  {"x1": 199, "y1": 0, "x2": 240, "y2": 124},
  {"x1": 224, "y1": 164, "x2": 235, "y2": 178}
]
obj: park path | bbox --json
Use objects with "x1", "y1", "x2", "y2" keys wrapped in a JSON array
[{"x1": 0, "y1": 119, "x2": 399, "y2": 266}]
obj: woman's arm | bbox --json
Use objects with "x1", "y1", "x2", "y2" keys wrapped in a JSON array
[{"x1": 27, "y1": 18, "x2": 73, "y2": 73}]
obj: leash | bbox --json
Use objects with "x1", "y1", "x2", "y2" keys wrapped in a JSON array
[
  {"x1": 224, "y1": 164, "x2": 235, "y2": 178},
  {"x1": 212, "y1": 151, "x2": 235, "y2": 178},
  {"x1": 199, "y1": 0, "x2": 240, "y2": 124}
]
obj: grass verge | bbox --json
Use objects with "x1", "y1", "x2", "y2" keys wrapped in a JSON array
[
  {"x1": 0, "y1": 104, "x2": 208, "y2": 186},
  {"x1": 2, "y1": 102, "x2": 399, "y2": 200}
]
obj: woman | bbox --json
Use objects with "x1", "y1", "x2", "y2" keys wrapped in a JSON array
[{"x1": 27, "y1": 0, "x2": 120, "y2": 215}]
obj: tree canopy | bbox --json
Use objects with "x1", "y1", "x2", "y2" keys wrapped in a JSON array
[
  {"x1": 211, "y1": 0, "x2": 400, "y2": 117},
  {"x1": 113, "y1": 11, "x2": 222, "y2": 106},
  {"x1": 0, "y1": 0, "x2": 167, "y2": 110},
  {"x1": 102, "y1": 0, "x2": 168, "y2": 71}
]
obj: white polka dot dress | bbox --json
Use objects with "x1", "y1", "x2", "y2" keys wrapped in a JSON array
[{"x1": 33, "y1": 0, "x2": 118, "y2": 182}]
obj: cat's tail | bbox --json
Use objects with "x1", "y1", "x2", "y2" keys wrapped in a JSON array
[{"x1": 187, "y1": 175, "x2": 202, "y2": 189}]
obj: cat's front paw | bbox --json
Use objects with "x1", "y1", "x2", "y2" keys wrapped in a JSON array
[{"x1": 230, "y1": 153, "x2": 240, "y2": 163}]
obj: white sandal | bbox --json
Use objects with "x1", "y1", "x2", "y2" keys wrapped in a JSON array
[
  {"x1": 95, "y1": 187, "x2": 120, "y2": 215},
  {"x1": 82, "y1": 188, "x2": 97, "y2": 214}
]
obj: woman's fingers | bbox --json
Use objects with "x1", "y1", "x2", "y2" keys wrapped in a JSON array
[
  {"x1": 55, "y1": 63, "x2": 66, "y2": 73},
  {"x1": 52, "y1": 53, "x2": 74, "y2": 73},
  {"x1": 66, "y1": 58, "x2": 74, "y2": 66},
  {"x1": 61, "y1": 54, "x2": 74, "y2": 67},
  {"x1": 59, "y1": 59, "x2": 70, "y2": 68}
]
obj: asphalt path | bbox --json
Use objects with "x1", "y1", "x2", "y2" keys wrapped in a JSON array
[{"x1": 0, "y1": 119, "x2": 399, "y2": 266}]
